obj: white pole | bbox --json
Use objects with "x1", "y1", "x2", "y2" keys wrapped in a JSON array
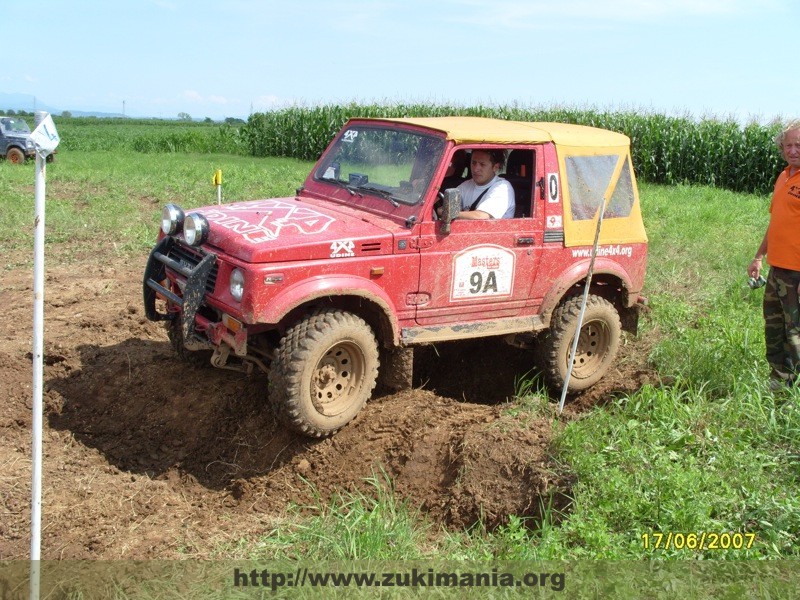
[
  {"x1": 558, "y1": 198, "x2": 607, "y2": 415},
  {"x1": 30, "y1": 110, "x2": 47, "y2": 600}
]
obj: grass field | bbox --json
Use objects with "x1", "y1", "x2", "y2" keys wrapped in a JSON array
[{"x1": 4, "y1": 144, "x2": 797, "y2": 558}]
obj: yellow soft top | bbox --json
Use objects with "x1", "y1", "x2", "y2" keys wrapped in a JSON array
[{"x1": 365, "y1": 116, "x2": 630, "y2": 148}]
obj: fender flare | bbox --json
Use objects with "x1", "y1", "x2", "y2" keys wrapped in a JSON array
[
  {"x1": 256, "y1": 275, "x2": 401, "y2": 344},
  {"x1": 539, "y1": 258, "x2": 634, "y2": 324}
]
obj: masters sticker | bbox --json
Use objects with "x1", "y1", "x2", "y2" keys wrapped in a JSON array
[{"x1": 451, "y1": 245, "x2": 515, "y2": 301}]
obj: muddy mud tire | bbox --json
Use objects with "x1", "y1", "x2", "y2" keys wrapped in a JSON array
[
  {"x1": 377, "y1": 346, "x2": 414, "y2": 392},
  {"x1": 540, "y1": 294, "x2": 621, "y2": 392},
  {"x1": 270, "y1": 309, "x2": 379, "y2": 437},
  {"x1": 6, "y1": 148, "x2": 25, "y2": 164},
  {"x1": 166, "y1": 318, "x2": 212, "y2": 367}
]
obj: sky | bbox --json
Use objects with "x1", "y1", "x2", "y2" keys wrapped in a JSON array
[{"x1": 4, "y1": 0, "x2": 798, "y2": 123}]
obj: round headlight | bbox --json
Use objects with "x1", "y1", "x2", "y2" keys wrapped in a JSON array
[
  {"x1": 161, "y1": 203, "x2": 184, "y2": 235},
  {"x1": 229, "y1": 268, "x2": 245, "y2": 302},
  {"x1": 184, "y1": 213, "x2": 209, "y2": 246}
]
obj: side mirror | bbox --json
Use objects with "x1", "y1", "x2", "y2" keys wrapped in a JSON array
[{"x1": 440, "y1": 188, "x2": 461, "y2": 234}]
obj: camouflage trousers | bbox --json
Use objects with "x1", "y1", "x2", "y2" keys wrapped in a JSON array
[{"x1": 763, "y1": 266, "x2": 800, "y2": 382}]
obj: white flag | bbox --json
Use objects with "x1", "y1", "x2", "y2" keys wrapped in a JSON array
[{"x1": 30, "y1": 114, "x2": 60, "y2": 157}]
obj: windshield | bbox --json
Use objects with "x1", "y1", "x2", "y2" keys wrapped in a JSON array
[
  {"x1": 314, "y1": 125, "x2": 445, "y2": 206},
  {"x1": 0, "y1": 118, "x2": 31, "y2": 135}
]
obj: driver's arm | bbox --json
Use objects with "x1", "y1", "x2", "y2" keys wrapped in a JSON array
[{"x1": 457, "y1": 210, "x2": 492, "y2": 220}]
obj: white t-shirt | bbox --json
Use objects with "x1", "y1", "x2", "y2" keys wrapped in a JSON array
[{"x1": 457, "y1": 176, "x2": 515, "y2": 219}]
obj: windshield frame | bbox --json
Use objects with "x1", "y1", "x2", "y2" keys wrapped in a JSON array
[
  {"x1": 0, "y1": 118, "x2": 32, "y2": 135},
  {"x1": 312, "y1": 123, "x2": 446, "y2": 210}
]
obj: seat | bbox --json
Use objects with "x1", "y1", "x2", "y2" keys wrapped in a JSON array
[
  {"x1": 440, "y1": 149, "x2": 470, "y2": 190},
  {"x1": 503, "y1": 150, "x2": 534, "y2": 218}
]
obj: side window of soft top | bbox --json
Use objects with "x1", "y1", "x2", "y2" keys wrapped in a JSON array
[{"x1": 438, "y1": 147, "x2": 536, "y2": 219}]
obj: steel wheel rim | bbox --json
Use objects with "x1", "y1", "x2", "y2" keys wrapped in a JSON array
[
  {"x1": 311, "y1": 340, "x2": 366, "y2": 416},
  {"x1": 570, "y1": 320, "x2": 610, "y2": 378}
]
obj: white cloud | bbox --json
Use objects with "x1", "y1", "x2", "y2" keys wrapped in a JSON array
[{"x1": 182, "y1": 90, "x2": 204, "y2": 103}]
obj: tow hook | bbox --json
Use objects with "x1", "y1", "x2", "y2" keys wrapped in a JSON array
[{"x1": 210, "y1": 345, "x2": 253, "y2": 374}]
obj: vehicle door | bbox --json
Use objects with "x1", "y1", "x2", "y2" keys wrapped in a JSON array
[{"x1": 415, "y1": 147, "x2": 543, "y2": 325}]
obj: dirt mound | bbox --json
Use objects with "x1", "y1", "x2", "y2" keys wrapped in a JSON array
[{"x1": 0, "y1": 260, "x2": 654, "y2": 559}]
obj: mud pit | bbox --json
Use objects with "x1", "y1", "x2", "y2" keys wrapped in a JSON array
[{"x1": 0, "y1": 256, "x2": 655, "y2": 559}]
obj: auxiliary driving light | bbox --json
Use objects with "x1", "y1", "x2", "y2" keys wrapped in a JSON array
[
  {"x1": 184, "y1": 213, "x2": 209, "y2": 246},
  {"x1": 161, "y1": 203, "x2": 185, "y2": 235}
]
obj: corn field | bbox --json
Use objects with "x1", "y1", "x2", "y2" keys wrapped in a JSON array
[
  {"x1": 241, "y1": 103, "x2": 787, "y2": 196},
  {"x1": 47, "y1": 105, "x2": 788, "y2": 196},
  {"x1": 54, "y1": 117, "x2": 246, "y2": 155}
]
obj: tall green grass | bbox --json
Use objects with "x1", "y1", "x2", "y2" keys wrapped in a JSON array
[
  {"x1": 53, "y1": 117, "x2": 247, "y2": 155},
  {"x1": 17, "y1": 105, "x2": 790, "y2": 196},
  {"x1": 0, "y1": 150, "x2": 309, "y2": 267},
  {"x1": 219, "y1": 472, "x2": 430, "y2": 562}
]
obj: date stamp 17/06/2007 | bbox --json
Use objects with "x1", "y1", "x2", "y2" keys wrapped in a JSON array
[{"x1": 641, "y1": 532, "x2": 756, "y2": 551}]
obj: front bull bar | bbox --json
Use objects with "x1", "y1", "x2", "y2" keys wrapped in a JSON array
[{"x1": 143, "y1": 236, "x2": 217, "y2": 349}]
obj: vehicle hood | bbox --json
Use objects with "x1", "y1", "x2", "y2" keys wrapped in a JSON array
[
  {"x1": 195, "y1": 197, "x2": 396, "y2": 263},
  {"x1": 3, "y1": 132, "x2": 32, "y2": 141}
]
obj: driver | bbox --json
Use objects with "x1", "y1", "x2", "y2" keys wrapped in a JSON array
[{"x1": 456, "y1": 149, "x2": 515, "y2": 219}]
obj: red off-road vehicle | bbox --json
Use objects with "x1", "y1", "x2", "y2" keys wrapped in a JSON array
[{"x1": 144, "y1": 117, "x2": 648, "y2": 437}]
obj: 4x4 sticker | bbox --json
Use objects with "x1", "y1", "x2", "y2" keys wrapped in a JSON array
[
  {"x1": 330, "y1": 239, "x2": 355, "y2": 258},
  {"x1": 203, "y1": 200, "x2": 334, "y2": 243},
  {"x1": 343, "y1": 130, "x2": 358, "y2": 143},
  {"x1": 451, "y1": 245, "x2": 515, "y2": 301}
]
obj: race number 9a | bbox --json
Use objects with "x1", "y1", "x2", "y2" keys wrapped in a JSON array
[{"x1": 451, "y1": 245, "x2": 515, "y2": 300}]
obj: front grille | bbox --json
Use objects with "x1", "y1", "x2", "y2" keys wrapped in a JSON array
[{"x1": 167, "y1": 242, "x2": 219, "y2": 294}]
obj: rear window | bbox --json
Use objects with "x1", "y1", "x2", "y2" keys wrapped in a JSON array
[{"x1": 565, "y1": 154, "x2": 635, "y2": 220}]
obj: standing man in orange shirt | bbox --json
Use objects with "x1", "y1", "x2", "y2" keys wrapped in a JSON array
[{"x1": 749, "y1": 120, "x2": 800, "y2": 389}]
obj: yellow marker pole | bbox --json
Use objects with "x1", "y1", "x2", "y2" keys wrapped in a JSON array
[{"x1": 213, "y1": 169, "x2": 222, "y2": 204}]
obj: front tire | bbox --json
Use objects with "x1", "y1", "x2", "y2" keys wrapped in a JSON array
[
  {"x1": 270, "y1": 309, "x2": 379, "y2": 437},
  {"x1": 540, "y1": 294, "x2": 621, "y2": 391},
  {"x1": 6, "y1": 148, "x2": 25, "y2": 164},
  {"x1": 166, "y1": 318, "x2": 212, "y2": 367}
]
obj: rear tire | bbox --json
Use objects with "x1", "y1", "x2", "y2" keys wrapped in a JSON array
[
  {"x1": 377, "y1": 346, "x2": 413, "y2": 392},
  {"x1": 540, "y1": 294, "x2": 621, "y2": 391},
  {"x1": 270, "y1": 309, "x2": 379, "y2": 437}
]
